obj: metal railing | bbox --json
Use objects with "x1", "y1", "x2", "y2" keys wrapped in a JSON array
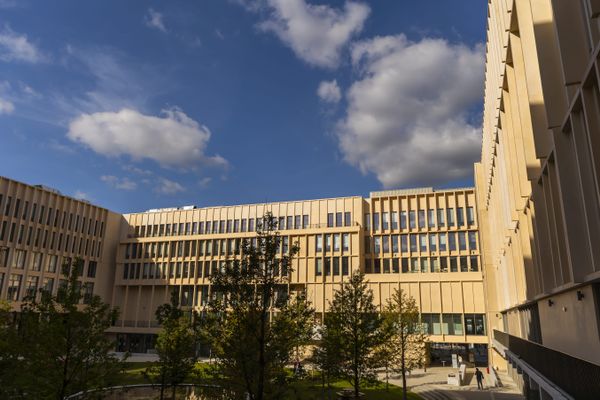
[{"x1": 493, "y1": 329, "x2": 600, "y2": 399}]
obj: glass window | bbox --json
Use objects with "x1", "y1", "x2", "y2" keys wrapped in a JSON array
[
  {"x1": 401, "y1": 258, "x2": 409, "y2": 273},
  {"x1": 303, "y1": 215, "x2": 309, "y2": 229},
  {"x1": 400, "y1": 235, "x2": 408, "y2": 252},
  {"x1": 449, "y1": 233, "x2": 456, "y2": 251},
  {"x1": 335, "y1": 212, "x2": 343, "y2": 227},
  {"x1": 31, "y1": 252, "x2": 43, "y2": 271},
  {"x1": 419, "y1": 234, "x2": 427, "y2": 252},
  {"x1": 420, "y1": 258, "x2": 428, "y2": 273},
  {"x1": 294, "y1": 215, "x2": 301, "y2": 230},
  {"x1": 457, "y1": 207, "x2": 464, "y2": 226},
  {"x1": 316, "y1": 235, "x2": 323, "y2": 252},
  {"x1": 409, "y1": 211, "x2": 416, "y2": 229},
  {"x1": 470, "y1": 256, "x2": 479, "y2": 272},
  {"x1": 344, "y1": 212, "x2": 351, "y2": 227},
  {"x1": 364, "y1": 236, "x2": 370, "y2": 253},
  {"x1": 8, "y1": 274, "x2": 22, "y2": 301},
  {"x1": 248, "y1": 218, "x2": 255, "y2": 232},
  {"x1": 391, "y1": 235, "x2": 399, "y2": 253},
  {"x1": 391, "y1": 212, "x2": 398, "y2": 230},
  {"x1": 437, "y1": 209, "x2": 445, "y2": 227},
  {"x1": 467, "y1": 207, "x2": 475, "y2": 225},
  {"x1": 409, "y1": 235, "x2": 417, "y2": 252},
  {"x1": 442, "y1": 314, "x2": 463, "y2": 335},
  {"x1": 382, "y1": 212, "x2": 389, "y2": 230},
  {"x1": 333, "y1": 234, "x2": 340, "y2": 252},
  {"x1": 460, "y1": 256, "x2": 468, "y2": 272},
  {"x1": 458, "y1": 232, "x2": 467, "y2": 251},
  {"x1": 431, "y1": 257, "x2": 440, "y2": 272},
  {"x1": 373, "y1": 213, "x2": 380, "y2": 231},
  {"x1": 450, "y1": 257, "x2": 458, "y2": 272},
  {"x1": 465, "y1": 314, "x2": 486, "y2": 335},
  {"x1": 325, "y1": 235, "x2": 332, "y2": 252},
  {"x1": 364, "y1": 214, "x2": 370, "y2": 230},
  {"x1": 428, "y1": 209, "x2": 435, "y2": 228},
  {"x1": 333, "y1": 257, "x2": 340, "y2": 275},
  {"x1": 382, "y1": 236, "x2": 390, "y2": 253},
  {"x1": 278, "y1": 217, "x2": 285, "y2": 230},
  {"x1": 440, "y1": 257, "x2": 448, "y2": 272},
  {"x1": 342, "y1": 233, "x2": 350, "y2": 252},
  {"x1": 468, "y1": 232, "x2": 478, "y2": 250},
  {"x1": 373, "y1": 258, "x2": 381, "y2": 273},
  {"x1": 410, "y1": 258, "x2": 419, "y2": 273},
  {"x1": 400, "y1": 211, "x2": 407, "y2": 229},
  {"x1": 325, "y1": 258, "x2": 331, "y2": 275},
  {"x1": 429, "y1": 234, "x2": 437, "y2": 252},
  {"x1": 422, "y1": 314, "x2": 441, "y2": 335},
  {"x1": 447, "y1": 208, "x2": 455, "y2": 227},
  {"x1": 439, "y1": 233, "x2": 447, "y2": 251},
  {"x1": 418, "y1": 210, "x2": 425, "y2": 229},
  {"x1": 374, "y1": 237, "x2": 381, "y2": 254},
  {"x1": 383, "y1": 259, "x2": 390, "y2": 273},
  {"x1": 327, "y1": 213, "x2": 334, "y2": 228},
  {"x1": 342, "y1": 256, "x2": 349, "y2": 275}
]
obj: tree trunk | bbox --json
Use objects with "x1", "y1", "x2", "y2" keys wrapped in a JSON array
[
  {"x1": 401, "y1": 346, "x2": 407, "y2": 400},
  {"x1": 171, "y1": 384, "x2": 177, "y2": 400}
]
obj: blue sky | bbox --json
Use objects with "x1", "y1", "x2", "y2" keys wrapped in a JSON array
[{"x1": 0, "y1": 0, "x2": 487, "y2": 213}]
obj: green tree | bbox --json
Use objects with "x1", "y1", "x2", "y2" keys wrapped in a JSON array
[
  {"x1": 8, "y1": 258, "x2": 123, "y2": 399},
  {"x1": 144, "y1": 290, "x2": 200, "y2": 400},
  {"x1": 384, "y1": 289, "x2": 428, "y2": 400},
  {"x1": 205, "y1": 213, "x2": 314, "y2": 400},
  {"x1": 319, "y1": 272, "x2": 383, "y2": 399}
]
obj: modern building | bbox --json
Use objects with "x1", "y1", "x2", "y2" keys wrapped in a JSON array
[
  {"x1": 476, "y1": 0, "x2": 600, "y2": 398},
  {"x1": 0, "y1": 176, "x2": 488, "y2": 363}
]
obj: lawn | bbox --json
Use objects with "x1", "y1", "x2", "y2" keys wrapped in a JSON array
[{"x1": 117, "y1": 362, "x2": 423, "y2": 399}]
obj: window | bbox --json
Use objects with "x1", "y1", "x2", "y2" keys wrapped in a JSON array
[
  {"x1": 442, "y1": 314, "x2": 463, "y2": 335},
  {"x1": 457, "y1": 207, "x2": 464, "y2": 226},
  {"x1": 401, "y1": 258, "x2": 409, "y2": 273},
  {"x1": 382, "y1": 236, "x2": 389, "y2": 253},
  {"x1": 420, "y1": 258, "x2": 428, "y2": 273},
  {"x1": 325, "y1": 258, "x2": 331, "y2": 276},
  {"x1": 43, "y1": 277, "x2": 54, "y2": 294},
  {"x1": 333, "y1": 257, "x2": 340, "y2": 275},
  {"x1": 4, "y1": 196, "x2": 11, "y2": 216},
  {"x1": 409, "y1": 235, "x2": 417, "y2": 252},
  {"x1": 8, "y1": 274, "x2": 22, "y2": 300},
  {"x1": 364, "y1": 236, "x2": 370, "y2": 253},
  {"x1": 447, "y1": 208, "x2": 455, "y2": 227},
  {"x1": 418, "y1": 210, "x2": 425, "y2": 229},
  {"x1": 374, "y1": 237, "x2": 381, "y2": 254},
  {"x1": 294, "y1": 215, "x2": 301, "y2": 229},
  {"x1": 303, "y1": 215, "x2": 309, "y2": 229},
  {"x1": 25, "y1": 276, "x2": 38, "y2": 299},
  {"x1": 392, "y1": 258, "x2": 400, "y2": 273},
  {"x1": 88, "y1": 261, "x2": 97, "y2": 278},
  {"x1": 439, "y1": 233, "x2": 447, "y2": 251},
  {"x1": 468, "y1": 232, "x2": 478, "y2": 250},
  {"x1": 335, "y1": 212, "x2": 343, "y2": 227},
  {"x1": 422, "y1": 313, "x2": 441, "y2": 335},
  {"x1": 31, "y1": 252, "x2": 43, "y2": 271},
  {"x1": 373, "y1": 258, "x2": 381, "y2": 273},
  {"x1": 450, "y1": 257, "x2": 458, "y2": 272},
  {"x1": 391, "y1": 212, "x2": 398, "y2": 230},
  {"x1": 226, "y1": 220, "x2": 232, "y2": 233},
  {"x1": 47, "y1": 255, "x2": 58, "y2": 273},
  {"x1": 382, "y1": 212, "x2": 389, "y2": 230},
  {"x1": 429, "y1": 234, "x2": 437, "y2": 252},
  {"x1": 391, "y1": 235, "x2": 399, "y2": 253},
  {"x1": 286, "y1": 216, "x2": 292, "y2": 231},
  {"x1": 460, "y1": 256, "x2": 468, "y2": 272},
  {"x1": 344, "y1": 212, "x2": 351, "y2": 227},
  {"x1": 467, "y1": 207, "x2": 475, "y2": 225},
  {"x1": 315, "y1": 258, "x2": 323, "y2": 276},
  {"x1": 409, "y1": 211, "x2": 416, "y2": 229},
  {"x1": 83, "y1": 283, "x2": 94, "y2": 304},
  {"x1": 383, "y1": 259, "x2": 390, "y2": 273},
  {"x1": 13, "y1": 250, "x2": 26, "y2": 269},
  {"x1": 437, "y1": 209, "x2": 445, "y2": 227},
  {"x1": 431, "y1": 258, "x2": 440, "y2": 272},
  {"x1": 448, "y1": 233, "x2": 456, "y2": 251},
  {"x1": 465, "y1": 314, "x2": 486, "y2": 335},
  {"x1": 428, "y1": 209, "x2": 435, "y2": 228},
  {"x1": 282, "y1": 236, "x2": 289, "y2": 253},
  {"x1": 373, "y1": 213, "x2": 380, "y2": 231},
  {"x1": 470, "y1": 256, "x2": 479, "y2": 272},
  {"x1": 342, "y1": 233, "x2": 350, "y2": 252},
  {"x1": 277, "y1": 217, "x2": 285, "y2": 230},
  {"x1": 364, "y1": 214, "x2": 371, "y2": 230},
  {"x1": 458, "y1": 232, "x2": 467, "y2": 251},
  {"x1": 440, "y1": 257, "x2": 448, "y2": 272},
  {"x1": 342, "y1": 257, "x2": 349, "y2": 275},
  {"x1": 410, "y1": 258, "x2": 418, "y2": 273},
  {"x1": 400, "y1": 211, "x2": 407, "y2": 229},
  {"x1": 248, "y1": 218, "x2": 255, "y2": 232},
  {"x1": 316, "y1": 235, "x2": 323, "y2": 252},
  {"x1": 325, "y1": 235, "x2": 332, "y2": 252},
  {"x1": 400, "y1": 235, "x2": 408, "y2": 252},
  {"x1": 419, "y1": 234, "x2": 427, "y2": 252}
]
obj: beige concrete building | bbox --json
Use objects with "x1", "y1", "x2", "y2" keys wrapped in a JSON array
[
  {"x1": 476, "y1": 0, "x2": 600, "y2": 398},
  {"x1": 0, "y1": 177, "x2": 487, "y2": 364}
]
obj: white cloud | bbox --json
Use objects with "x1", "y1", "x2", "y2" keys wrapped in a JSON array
[
  {"x1": 258, "y1": 0, "x2": 370, "y2": 68},
  {"x1": 198, "y1": 177, "x2": 212, "y2": 188},
  {"x1": 145, "y1": 8, "x2": 167, "y2": 32},
  {"x1": 0, "y1": 25, "x2": 42, "y2": 63},
  {"x1": 337, "y1": 35, "x2": 484, "y2": 187},
  {"x1": 101, "y1": 175, "x2": 138, "y2": 191},
  {"x1": 67, "y1": 107, "x2": 228, "y2": 170},
  {"x1": 73, "y1": 190, "x2": 92, "y2": 201},
  {"x1": 155, "y1": 177, "x2": 185, "y2": 195},
  {"x1": 0, "y1": 97, "x2": 14, "y2": 114},
  {"x1": 317, "y1": 79, "x2": 341, "y2": 103}
]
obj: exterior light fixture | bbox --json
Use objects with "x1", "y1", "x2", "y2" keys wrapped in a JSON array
[
  {"x1": 548, "y1": 299, "x2": 554, "y2": 307},
  {"x1": 577, "y1": 290, "x2": 584, "y2": 301}
]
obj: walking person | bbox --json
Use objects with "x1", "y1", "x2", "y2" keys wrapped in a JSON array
[{"x1": 475, "y1": 367, "x2": 485, "y2": 390}]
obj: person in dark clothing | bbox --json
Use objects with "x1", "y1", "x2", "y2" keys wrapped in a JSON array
[{"x1": 475, "y1": 368, "x2": 485, "y2": 390}]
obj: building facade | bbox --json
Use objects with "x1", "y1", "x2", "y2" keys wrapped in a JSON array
[
  {"x1": 0, "y1": 177, "x2": 488, "y2": 363},
  {"x1": 476, "y1": 0, "x2": 600, "y2": 397}
]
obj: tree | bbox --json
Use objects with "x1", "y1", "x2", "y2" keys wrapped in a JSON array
[
  {"x1": 8, "y1": 257, "x2": 123, "y2": 399},
  {"x1": 319, "y1": 272, "x2": 383, "y2": 399},
  {"x1": 144, "y1": 290, "x2": 200, "y2": 400},
  {"x1": 384, "y1": 289, "x2": 428, "y2": 400},
  {"x1": 204, "y1": 213, "x2": 315, "y2": 400},
  {"x1": 373, "y1": 313, "x2": 398, "y2": 391}
]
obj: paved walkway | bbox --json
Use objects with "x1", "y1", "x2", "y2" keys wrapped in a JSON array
[{"x1": 381, "y1": 367, "x2": 524, "y2": 400}]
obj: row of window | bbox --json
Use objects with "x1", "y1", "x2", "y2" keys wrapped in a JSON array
[
  {"x1": 0, "y1": 272, "x2": 94, "y2": 303},
  {"x1": 122, "y1": 260, "x2": 290, "y2": 281},
  {"x1": 0, "y1": 249, "x2": 97, "y2": 277},
  {"x1": 0, "y1": 194, "x2": 105, "y2": 237},
  {"x1": 0, "y1": 225, "x2": 103, "y2": 260},
  {"x1": 132, "y1": 213, "x2": 322, "y2": 238},
  {"x1": 366, "y1": 232, "x2": 478, "y2": 254},
  {"x1": 364, "y1": 256, "x2": 479, "y2": 274},
  {"x1": 364, "y1": 207, "x2": 476, "y2": 231},
  {"x1": 421, "y1": 313, "x2": 486, "y2": 336}
]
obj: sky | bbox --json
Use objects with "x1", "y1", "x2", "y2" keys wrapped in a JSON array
[{"x1": 0, "y1": 0, "x2": 488, "y2": 213}]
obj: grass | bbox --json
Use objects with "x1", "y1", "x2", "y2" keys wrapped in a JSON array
[{"x1": 116, "y1": 362, "x2": 423, "y2": 399}]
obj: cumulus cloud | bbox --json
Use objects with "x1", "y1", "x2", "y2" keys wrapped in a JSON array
[
  {"x1": 101, "y1": 175, "x2": 138, "y2": 190},
  {"x1": 0, "y1": 25, "x2": 43, "y2": 63},
  {"x1": 155, "y1": 177, "x2": 185, "y2": 195},
  {"x1": 258, "y1": 0, "x2": 370, "y2": 68},
  {"x1": 67, "y1": 108, "x2": 228, "y2": 170},
  {"x1": 73, "y1": 190, "x2": 92, "y2": 201},
  {"x1": 317, "y1": 79, "x2": 341, "y2": 103},
  {"x1": 337, "y1": 35, "x2": 484, "y2": 187},
  {"x1": 145, "y1": 8, "x2": 167, "y2": 32},
  {"x1": 0, "y1": 97, "x2": 14, "y2": 114}
]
